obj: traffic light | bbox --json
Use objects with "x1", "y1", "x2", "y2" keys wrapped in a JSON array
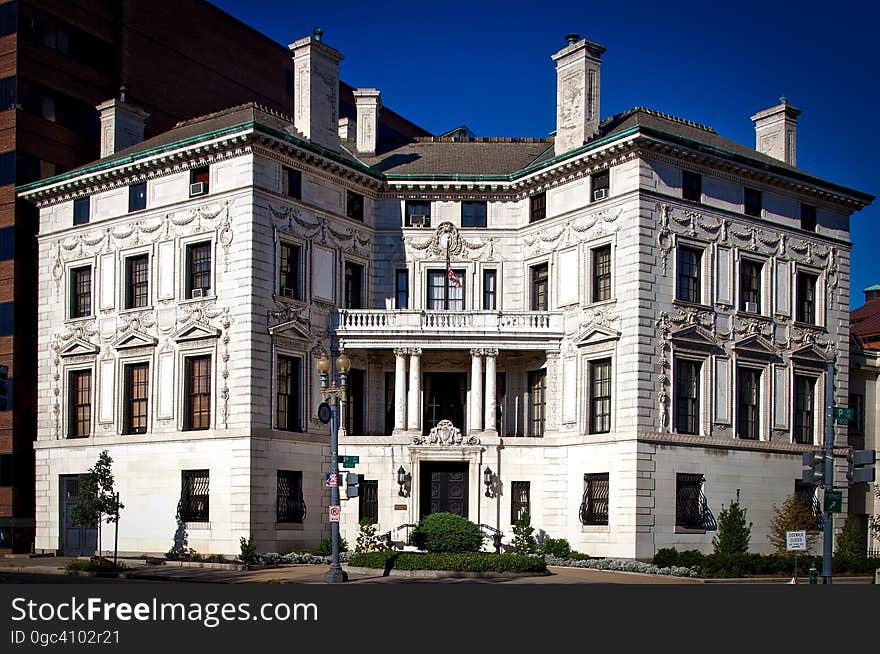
[
  {"x1": 802, "y1": 451, "x2": 825, "y2": 485},
  {"x1": 0, "y1": 364, "x2": 8, "y2": 411},
  {"x1": 846, "y1": 449, "x2": 876, "y2": 485},
  {"x1": 345, "y1": 472, "x2": 360, "y2": 499}
]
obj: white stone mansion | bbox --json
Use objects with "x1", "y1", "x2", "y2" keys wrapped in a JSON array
[{"x1": 20, "y1": 34, "x2": 873, "y2": 559}]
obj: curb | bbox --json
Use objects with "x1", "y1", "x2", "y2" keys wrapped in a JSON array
[{"x1": 343, "y1": 566, "x2": 550, "y2": 578}]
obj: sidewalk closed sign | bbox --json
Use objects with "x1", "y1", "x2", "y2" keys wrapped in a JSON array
[{"x1": 786, "y1": 530, "x2": 807, "y2": 551}]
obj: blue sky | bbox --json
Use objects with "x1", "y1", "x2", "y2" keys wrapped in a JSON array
[{"x1": 212, "y1": 0, "x2": 878, "y2": 308}]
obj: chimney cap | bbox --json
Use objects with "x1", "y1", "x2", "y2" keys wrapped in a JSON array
[
  {"x1": 313, "y1": 26, "x2": 323, "y2": 41},
  {"x1": 566, "y1": 33, "x2": 580, "y2": 44}
]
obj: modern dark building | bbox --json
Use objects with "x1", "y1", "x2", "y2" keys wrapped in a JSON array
[{"x1": 0, "y1": 0, "x2": 427, "y2": 553}]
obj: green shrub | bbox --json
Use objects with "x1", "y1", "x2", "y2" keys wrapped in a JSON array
[
  {"x1": 239, "y1": 535, "x2": 257, "y2": 564},
  {"x1": 541, "y1": 537, "x2": 571, "y2": 559},
  {"x1": 355, "y1": 517, "x2": 389, "y2": 553},
  {"x1": 65, "y1": 558, "x2": 127, "y2": 573},
  {"x1": 568, "y1": 551, "x2": 592, "y2": 561},
  {"x1": 511, "y1": 512, "x2": 538, "y2": 554},
  {"x1": 712, "y1": 499, "x2": 751, "y2": 556},
  {"x1": 409, "y1": 512, "x2": 484, "y2": 553},
  {"x1": 835, "y1": 516, "x2": 867, "y2": 558},
  {"x1": 349, "y1": 551, "x2": 545, "y2": 573},
  {"x1": 317, "y1": 536, "x2": 349, "y2": 556}
]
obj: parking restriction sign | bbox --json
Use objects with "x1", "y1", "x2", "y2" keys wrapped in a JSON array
[{"x1": 328, "y1": 505, "x2": 341, "y2": 522}]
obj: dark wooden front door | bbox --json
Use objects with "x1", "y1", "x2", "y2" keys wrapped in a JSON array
[
  {"x1": 420, "y1": 462, "x2": 468, "y2": 519},
  {"x1": 60, "y1": 475, "x2": 97, "y2": 556},
  {"x1": 423, "y1": 372, "x2": 465, "y2": 434}
]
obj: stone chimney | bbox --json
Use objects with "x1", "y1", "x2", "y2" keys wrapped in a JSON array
[
  {"x1": 751, "y1": 97, "x2": 801, "y2": 166},
  {"x1": 96, "y1": 89, "x2": 149, "y2": 158},
  {"x1": 289, "y1": 29, "x2": 344, "y2": 151},
  {"x1": 552, "y1": 33, "x2": 606, "y2": 157},
  {"x1": 353, "y1": 88, "x2": 381, "y2": 154}
]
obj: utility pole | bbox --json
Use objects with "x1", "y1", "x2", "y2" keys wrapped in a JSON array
[{"x1": 821, "y1": 357, "x2": 835, "y2": 584}]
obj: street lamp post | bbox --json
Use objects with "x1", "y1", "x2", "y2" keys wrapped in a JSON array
[{"x1": 316, "y1": 351, "x2": 351, "y2": 584}]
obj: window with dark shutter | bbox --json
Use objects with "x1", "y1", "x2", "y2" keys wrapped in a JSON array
[
  {"x1": 180, "y1": 470, "x2": 209, "y2": 522},
  {"x1": 675, "y1": 473, "x2": 705, "y2": 529},
  {"x1": 277, "y1": 470, "x2": 305, "y2": 523},
  {"x1": 580, "y1": 473, "x2": 609, "y2": 525}
]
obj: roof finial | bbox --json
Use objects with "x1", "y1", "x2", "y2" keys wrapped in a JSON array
[
  {"x1": 780, "y1": 95, "x2": 788, "y2": 105},
  {"x1": 565, "y1": 33, "x2": 580, "y2": 45},
  {"x1": 313, "y1": 26, "x2": 323, "y2": 42},
  {"x1": 119, "y1": 85, "x2": 128, "y2": 104}
]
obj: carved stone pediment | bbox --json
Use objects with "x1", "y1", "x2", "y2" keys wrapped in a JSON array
[
  {"x1": 790, "y1": 344, "x2": 829, "y2": 369},
  {"x1": 411, "y1": 420, "x2": 480, "y2": 446},
  {"x1": 58, "y1": 338, "x2": 99, "y2": 357},
  {"x1": 268, "y1": 319, "x2": 311, "y2": 339},
  {"x1": 733, "y1": 334, "x2": 778, "y2": 360},
  {"x1": 173, "y1": 321, "x2": 221, "y2": 343},
  {"x1": 113, "y1": 330, "x2": 158, "y2": 350},
  {"x1": 574, "y1": 325, "x2": 620, "y2": 347},
  {"x1": 670, "y1": 325, "x2": 716, "y2": 351}
]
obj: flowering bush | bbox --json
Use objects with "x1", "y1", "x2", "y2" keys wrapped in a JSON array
[
  {"x1": 544, "y1": 555, "x2": 699, "y2": 578},
  {"x1": 254, "y1": 551, "x2": 352, "y2": 566}
]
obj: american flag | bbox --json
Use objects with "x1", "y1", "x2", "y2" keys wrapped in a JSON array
[{"x1": 446, "y1": 257, "x2": 462, "y2": 288}]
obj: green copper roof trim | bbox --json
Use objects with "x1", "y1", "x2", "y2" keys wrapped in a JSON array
[
  {"x1": 16, "y1": 122, "x2": 258, "y2": 193},
  {"x1": 865, "y1": 285, "x2": 880, "y2": 292}
]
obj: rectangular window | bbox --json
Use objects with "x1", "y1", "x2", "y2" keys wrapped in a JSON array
[
  {"x1": 384, "y1": 371, "x2": 395, "y2": 435},
  {"x1": 405, "y1": 200, "x2": 431, "y2": 227},
  {"x1": 123, "y1": 363, "x2": 149, "y2": 435},
  {"x1": 186, "y1": 242, "x2": 211, "y2": 298},
  {"x1": 346, "y1": 190, "x2": 364, "y2": 221},
  {"x1": 736, "y1": 367, "x2": 760, "y2": 440},
  {"x1": 580, "y1": 473, "x2": 609, "y2": 526},
  {"x1": 190, "y1": 166, "x2": 209, "y2": 196},
  {"x1": 125, "y1": 255, "x2": 149, "y2": 309},
  {"x1": 0, "y1": 3, "x2": 16, "y2": 38},
  {"x1": 800, "y1": 203, "x2": 816, "y2": 232},
  {"x1": 0, "y1": 363, "x2": 9, "y2": 411},
  {"x1": 0, "y1": 454, "x2": 11, "y2": 487},
  {"x1": 346, "y1": 368, "x2": 365, "y2": 436},
  {"x1": 529, "y1": 193, "x2": 546, "y2": 223},
  {"x1": 744, "y1": 187, "x2": 762, "y2": 217},
  {"x1": 282, "y1": 166, "x2": 302, "y2": 199},
  {"x1": 589, "y1": 359, "x2": 612, "y2": 434},
  {"x1": 676, "y1": 247, "x2": 702, "y2": 304},
  {"x1": 793, "y1": 375, "x2": 815, "y2": 445},
  {"x1": 279, "y1": 242, "x2": 302, "y2": 300},
  {"x1": 276, "y1": 355, "x2": 301, "y2": 432},
  {"x1": 592, "y1": 246, "x2": 611, "y2": 302},
  {"x1": 675, "y1": 473, "x2": 705, "y2": 529},
  {"x1": 128, "y1": 182, "x2": 147, "y2": 212},
  {"x1": 528, "y1": 369, "x2": 546, "y2": 437},
  {"x1": 591, "y1": 169, "x2": 610, "y2": 201},
  {"x1": 674, "y1": 359, "x2": 700, "y2": 435},
  {"x1": 739, "y1": 259, "x2": 762, "y2": 312},
  {"x1": 396, "y1": 269, "x2": 409, "y2": 309},
  {"x1": 70, "y1": 266, "x2": 92, "y2": 318},
  {"x1": 73, "y1": 197, "x2": 90, "y2": 225},
  {"x1": 461, "y1": 201, "x2": 487, "y2": 228},
  {"x1": 483, "y1": 269, "x2": 497, "y2": 310},
  {"x1": 531, "y1": 263, "x2": 549, "y2": 311},
  {"x1": 796, "y1": 272, "x2": 817, "y2": 324},
  {"x1": 511, "y1": 481, "x2": 530, "y2": 523},
  {"x1": 184, "y1": 356, "x2": 211, "y2": 431},
  {"x1": 344, "y1": 261, "x2": 364, "y2": 309},
  {"x1": 427, "y1": 269, "x2": 465, "y2": 310},
  {"x1": 682, "y1": 170, "x2": 702, "y2": 202},
  {"x1": 0, "y1": 302, "x2": 11, "y2": 335},
  {"x1": 276, "y1": 470, "x2": 305, "y2": 523},
  {"x1": 68, "y1": 370, "x2": 92, "y2": 438},
  {"x1": 359, "y1": 478, "x2": 379, "y2": 524},
  {"x1": 0, "y1": 226, "x2": 13, "y2": 260},
  {"x1": 180, "y1": 470, "x2": 209, "y2": 522}
]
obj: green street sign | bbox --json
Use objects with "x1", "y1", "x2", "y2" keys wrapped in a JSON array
[
  {"x1": 824, "y1": 490, "x2": 843, "y2": 513},
  {"x1": 341, "y1": 455, "x2": 360, "y2": 468},
  {"x1": 834, "y1": 407, "x2": 854, "y2": 426}
]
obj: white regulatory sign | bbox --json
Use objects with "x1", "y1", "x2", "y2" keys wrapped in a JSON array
[
  {"x1": 328, "y1": 505, "x2": 341, "y2": 523},
  {"x1": 786, "y1": 530, "x2": 807, "y2": 551}
]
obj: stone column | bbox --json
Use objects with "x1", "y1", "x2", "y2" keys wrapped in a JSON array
[
  {"x1": 393, "y1": 348, "x2": 407, "y2": 432},
  {"x1": 484, "y1": 349, "x2": 498, "y2": 435},
  {"x1": 407, "y1": 348, "x2": 422, "y2": 432},
  {"x1": 470, "y1": 349, "x2": 483, "y2": 434}
]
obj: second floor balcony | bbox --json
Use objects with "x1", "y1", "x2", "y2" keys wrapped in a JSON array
[{"x1": 336, "y1": 309, "x2": 564, "y2": 350}]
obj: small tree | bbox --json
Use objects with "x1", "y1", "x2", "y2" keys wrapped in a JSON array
[
  {"x1": 71, "y1": 451, "x2": 124, "y2": 563},
  {"x1": 355, "y1": 517, "x2": 388, "y2": 553},
  {"x1": 835, "y1": 516, "x2": 867, "y2": 558},
  {"x1": 871, "y1": 486, "x2": 880, "y2": 549},
  {"x1": 767, "y1": 494, "x2": 818, "y2": 554},
  {"x1": 712, "y1": 498, "x2": 752, "y2": 556},
  {"x1": 511, "y1": 511, "x2": 537, "y2": 555}
]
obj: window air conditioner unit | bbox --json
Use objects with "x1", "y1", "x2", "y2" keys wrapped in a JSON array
[
  {"x1": 593, "y1": 188, "x2": 607, "y2": 201},
  {"x1": 190, "y1": 182, "x2": 207, "y2": 197},
  {"x1": 745, "y1": 301, "x2": 758, "y2": 314},
  {"x1": 409, "y1": 214, "x2": 429, "y2": 227},
  {"x1": 281, "y1": 287, "x2": 296, "y2": 299},
  {"x1": 191, "y1": 288, "x2": 205, "y2": 299}
]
